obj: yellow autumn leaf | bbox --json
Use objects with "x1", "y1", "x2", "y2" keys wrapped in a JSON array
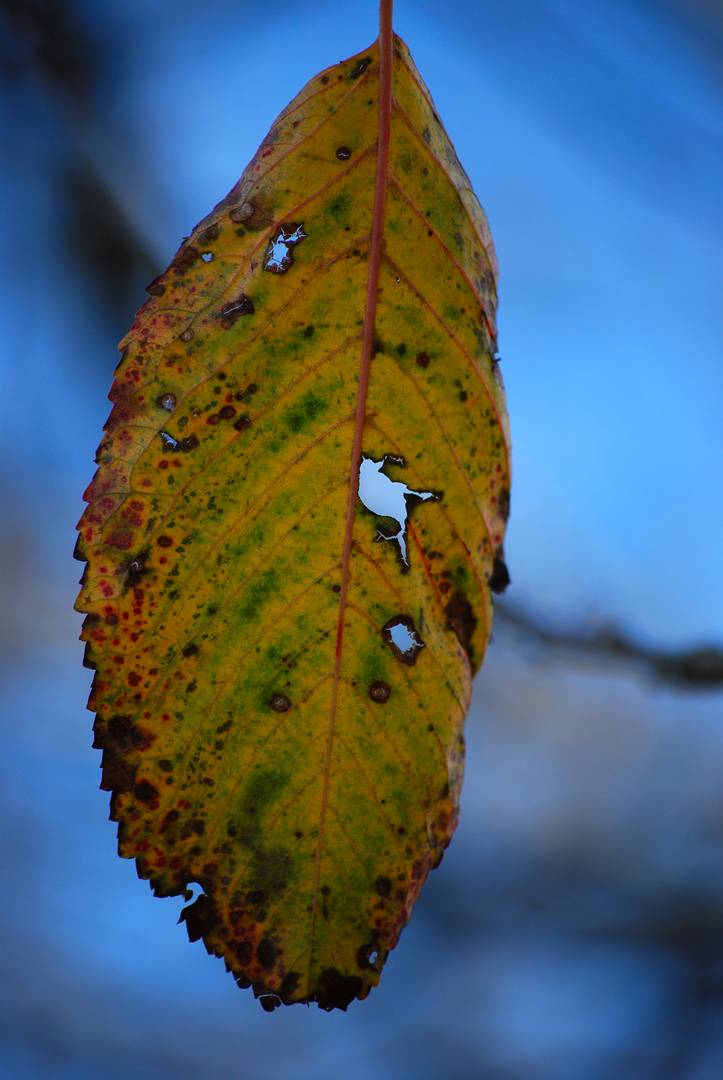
[{"x1": 75, "y1": 10, "x2": 510, "y2": 1012}]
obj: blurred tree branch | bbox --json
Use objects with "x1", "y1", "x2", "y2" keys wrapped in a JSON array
[
  {"x1": 495, "y1": 601, "x2": 723, "y2": 690},
  {"x1": 2, "y1": 0, "x2": 161, "y2": 321}
]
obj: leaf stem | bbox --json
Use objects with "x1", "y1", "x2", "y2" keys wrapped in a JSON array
[{"x1": 380, "y1": 0, "x2": 393, "y2": 41}]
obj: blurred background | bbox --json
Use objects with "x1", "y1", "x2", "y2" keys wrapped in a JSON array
[{"x1": 1, "y1": 0, "x2": 722, "y2": 1076}]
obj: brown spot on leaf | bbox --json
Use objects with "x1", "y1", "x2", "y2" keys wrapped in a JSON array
[
  {"x1": 269, "y1": 693, "x2": 291, "y2": 712},
  {"x1": 236, "y1": 382, "x2": 258, "y2": 401},
  {"x1": 369, "y1": 681, "x2": 391, "y2": 703},
  {"x1": 279, "y1": 971, "x2": 300, "y2": 1002},
  {"x1": 375, "y1": 875, "x2": 392, "y2": 898},
  {"x1": 105, "y1": 380, "x2": 144, "y2": 431},
  {"x1": 124, "y1": 550, "x2": 149, "y2": 589},
  {"x1": 219, "y1": 294, "x2": 254, "y2": 326},
  {"x1": 177, "y1": 434, "x2": 199, "y2": 452},
  {"x1": 145, "y1": 277, "x2": 166, "y2": 297},
  {"x1": 134, "y1": 779, "x2": 159, "y2": 804},
  {"x1": 230, "y1": 202, "x2": 254, "y2": 223},
  {"x1": 171, "y1": 245, "x2": 199, "y2": 275},
  {"x1": 104, "y1": 713, "x2": 132, "y2": 745},
  {"x1": 200, "y1": 223, "x2": 220, "y2": 244},
  {"x1": 357, "y1": 944, "x2": 372, "y2": 969},
  {"x1": 488, "y1": 550, "x2": 510, "y2": 594},
  {"x1": 100, "y1": 749, "x2": 136, "y2": 793},
  {"x1": 236, "y1": 940, "x2": 253, "y2": 964},
  {"x1": 336, "y1": 145, "x2": 352, "y2": 161},
  {"x1": 179, "y1": 892, "x2": 218, "y2": 943},
  {"x1": 350, "y1": 57, "x2": 372, "y2": 78},
  {"x1": 445, "y1": 591, "x2": 478, "y2": 661},
  {"x1": 314, "y1": 967, "x2": 363, "y2": 1011},
  {"x1": 256, "y1": 938, "x2": 277, "y2": 970}
]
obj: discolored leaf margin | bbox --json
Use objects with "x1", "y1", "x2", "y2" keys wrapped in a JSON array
[{"x1": 75, "y1": 19, "x2": 510, "y2": 1011}]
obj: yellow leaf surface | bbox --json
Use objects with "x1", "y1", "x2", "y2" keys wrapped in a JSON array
[{"x1": 75, "y1": 16, "x2": 510, "y2": 1012}]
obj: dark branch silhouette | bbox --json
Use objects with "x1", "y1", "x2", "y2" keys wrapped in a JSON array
[{"x1": 495, "y1": 601, "x2": 723, "y2": 690}]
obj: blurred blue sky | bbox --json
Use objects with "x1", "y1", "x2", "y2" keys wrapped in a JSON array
[{"x1": 1, "y1": 1, "x2": 722, "y2": 1077}]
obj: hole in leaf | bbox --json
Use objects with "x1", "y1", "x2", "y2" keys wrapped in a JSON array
[
  {"x1": 159, "y1": 431, "x2": 179, "y2": 451},
  {"x1": 358, "y1": 453, "x2": 440, "y2": 569},
  {"x1": 382, "y1": 615, "x2": 425, "y2": 664},
  {"x1": 264, "y1": 224, "x2": 307, "y2": 274},
  {"x1": 183, "y1": 880, "x2": 205, "y2": 903}
]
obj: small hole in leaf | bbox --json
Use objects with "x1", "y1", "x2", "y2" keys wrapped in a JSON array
[
  {"x1": 183, "y1": 880, "x2": 205, "y2": 902},
  {"x1": 159, "y1": 431, "x2": 179, "y2": 451},
  {"x1": 264, "y1": 224, "x2": 307, "y2": 274},
  {"x1": 382, "y1": 616, "x2": 425, "y2": 664}
]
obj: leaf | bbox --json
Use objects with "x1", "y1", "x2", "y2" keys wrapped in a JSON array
[{"x1": 75, "y1": 20, "x2": 510, "y2": 1012}]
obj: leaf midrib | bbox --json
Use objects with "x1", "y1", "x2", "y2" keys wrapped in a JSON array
[{"x1": 307, "y1": 9, "x2": 395, "y2": 988}]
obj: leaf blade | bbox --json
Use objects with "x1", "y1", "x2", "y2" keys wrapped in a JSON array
[{"x1": 76, "y1": 30, "x2": 510, "y2": 1011}]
